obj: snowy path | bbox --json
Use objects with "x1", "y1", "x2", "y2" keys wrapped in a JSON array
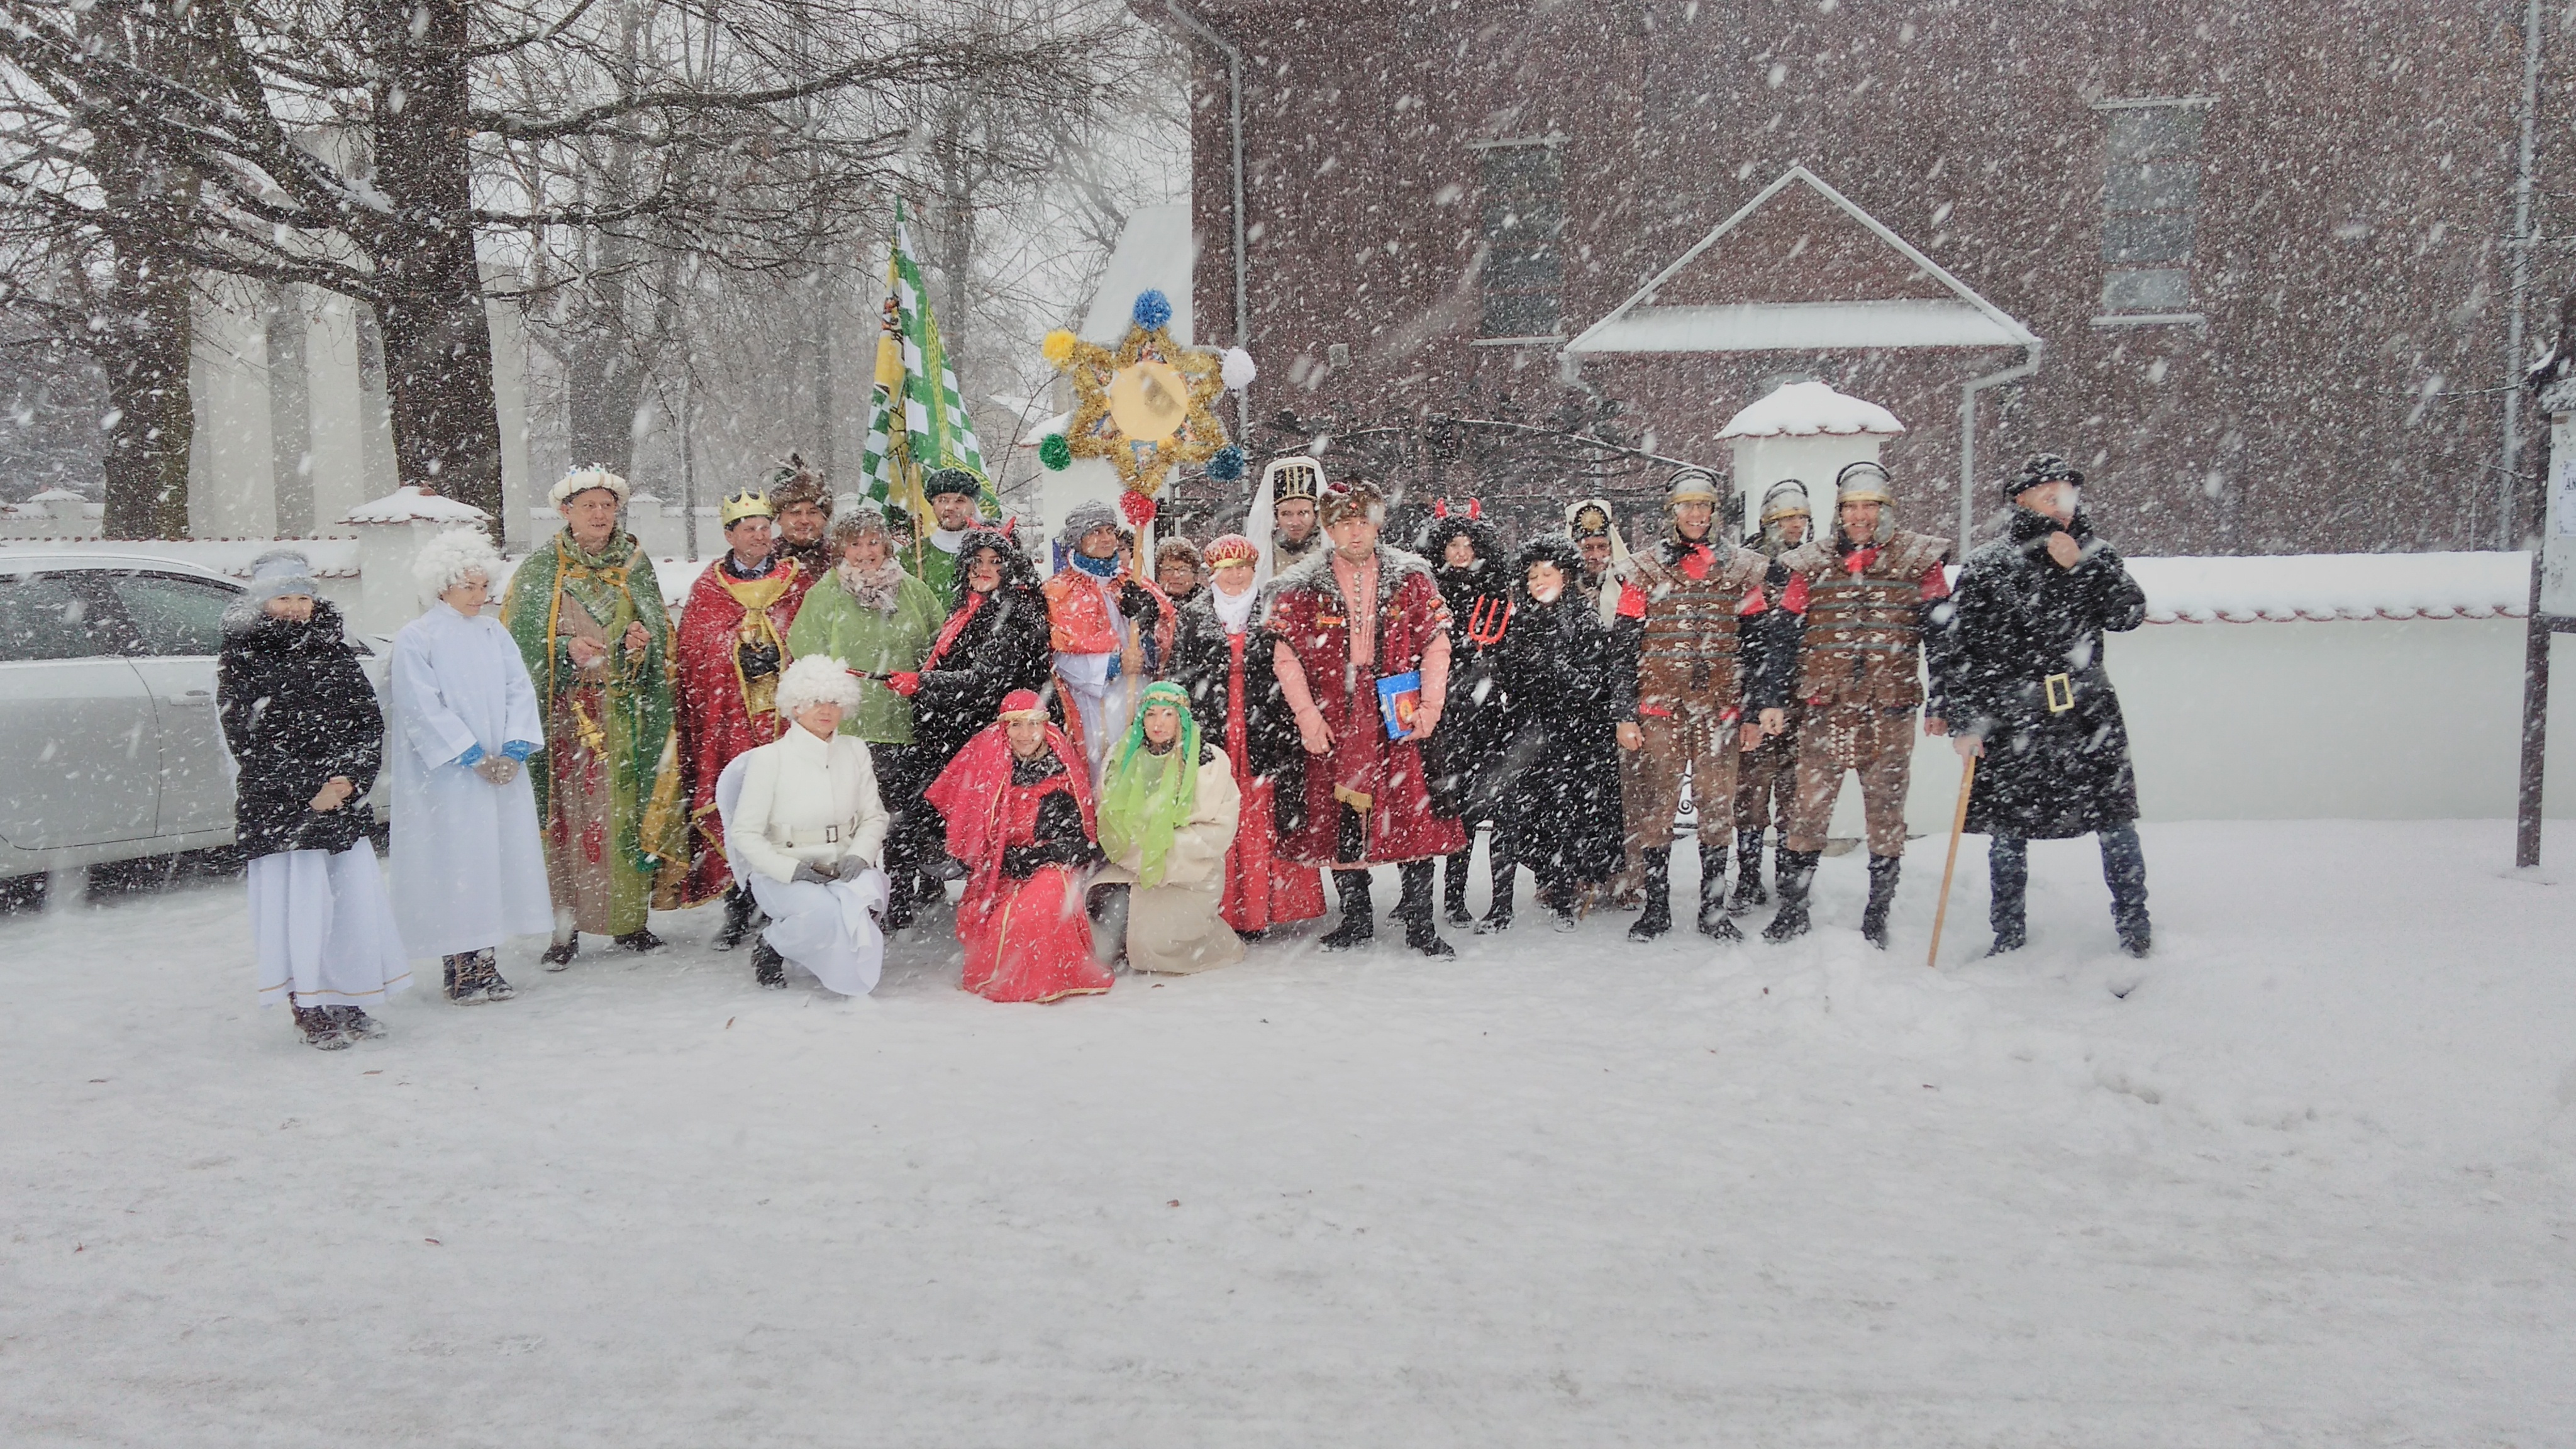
[{"x1": 6, "y1": 821, "x2": 2571, "y2": 1446}]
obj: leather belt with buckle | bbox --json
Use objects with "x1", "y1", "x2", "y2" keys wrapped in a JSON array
[{"x1": 2044, "y1": 672, "x2": 2075, "y2": 714}]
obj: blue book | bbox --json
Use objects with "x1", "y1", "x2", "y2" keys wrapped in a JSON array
[{"x1": 1376, "y1": 671, "x2": 1423, "y2": 739}]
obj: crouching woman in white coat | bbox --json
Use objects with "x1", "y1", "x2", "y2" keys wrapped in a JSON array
[{"x1": 724, "y1": 655, "x2": 892, "y2": 994}]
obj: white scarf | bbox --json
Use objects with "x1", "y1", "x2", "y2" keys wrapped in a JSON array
[
  {"x1": 837, "y1": 558, "x2": 906, "y2": 616},
  {"x1": 928, "y1": 526, "x2": 968, "y2": 554},
  {"x1": 1209, "y1": 579, "x2": 1260, "y2": 635}
]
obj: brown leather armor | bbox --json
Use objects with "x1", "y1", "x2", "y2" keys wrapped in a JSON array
[
  {"x1": 1780, "y1": 528, "x2": 1951, "y2": 709},
  {"x1": 1626, "y1": 540, "x2": 1771, "y2": 713}
]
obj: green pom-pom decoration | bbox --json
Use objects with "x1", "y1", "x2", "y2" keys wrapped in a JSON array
[{"x1": 1038, "y1": 433, "x2": 1072, "y2": 471}]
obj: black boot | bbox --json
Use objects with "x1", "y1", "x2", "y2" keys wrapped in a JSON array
[
  {"x1": 541, "y1": 936, "x2": 577, "y2": 970},
  {"x1": 1763, "y1": 849, "x2": 1819, "y2": 943},
  {"x1": 1320, "y1": 870, "x2": 1375, "y2": 951},
  {"x1": 711, "y1": 884, "x2": 758, "y2": 952},
  {"x1": 1988, "y1": 836, "x2": 2028, "y2": 956},
  {"x1": 1628, "y1": 848, "x2": 1672, "y2": 941},
  {"x1": 332, "y1": 1005, "x2": 389, "y2": 1040},
  {"x1": 474, "y1": 948, "x2": 516, "y2": 1001},
  {"x1": 1477, "y1": 847, "x2": 1516, "y2": 935},
  {"x1": 1728, "y1": 829, "x2": 1768, "y2": 914},
  {"x1": 2102, "y1": 826, "x2": 2152, "y2": 957},
  {"x1": 752, "y1": 938, "x2": 787, "y2": 987},
  {"x1": 1442, "y1": 848, "x2": 1475, "y2": 926},
  {"x1": 1860, "y1": 854, "x2": 1900, "y2": 949},
  {"x1": 1696, "y1": 841, "x2": 1742, "y2": 941},
  {"x1": 614, "y1": 928, "x2": 665, "y2": 953},
  {"x1": 1396, "y1": 860, "x2": 1455, "y2": 958},
  {"x1": 443, "y1": 953, "x2": 475, "y2": 1002}
]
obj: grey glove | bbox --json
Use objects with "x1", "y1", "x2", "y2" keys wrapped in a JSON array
[
  {"x1": 791, "y1": 860, "x2": 840, "y2": 885},
  {"x1": 472, "y1": 755, "x2": 519, "y2": 786}
]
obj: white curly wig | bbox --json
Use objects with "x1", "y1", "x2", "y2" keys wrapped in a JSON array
[
  {"x1": 413, "y1": 528, "x2": 505, "y2": 601},
  {"x1": 775, "y1": 653, "x2": 864, "y2": 719},
  {"x1": 549, "y1": 467, "x2": 630, "y2": 507}
]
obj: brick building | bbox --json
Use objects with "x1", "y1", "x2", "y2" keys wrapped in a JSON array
[{"x1": 1146, "y1": 0, "x2": 2567, "y2": 557}]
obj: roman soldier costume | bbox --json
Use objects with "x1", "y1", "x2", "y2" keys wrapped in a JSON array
[
  {"x1": 1765, "y1": 460, "x2": 1959, "y2": 947},
  {"x1": 1621, "y1": 466, "x2": 1778, "y2": 942},
  {"x1": 1729, "y1": 479, "x2": 1813, "y2": 914}
]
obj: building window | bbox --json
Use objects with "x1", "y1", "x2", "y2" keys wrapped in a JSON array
[
  {"x1": 1477, "y1": 140, "x2": 1563, "y2": 340},
  {"x1": 2097, "y1": 99, "x2": 2209, "y2": 319}
]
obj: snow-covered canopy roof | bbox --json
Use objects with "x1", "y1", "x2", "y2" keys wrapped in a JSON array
[
  {"x1": 1718, "y1": 381, "x2": 1906, "y2": 440},
  {"x1": 340, "y1": 486, "x2": 490, "y2": 525},
  {"x1": 2124, "y1": 552, "x2": 2528, "y2": 624},
  {"x1": 26, "y1": 486, "x2": 84, "y2": 502}
]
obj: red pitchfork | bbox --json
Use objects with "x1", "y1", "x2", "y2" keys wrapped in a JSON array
[{"x1": 1466, "y1": 596, "x2": 1509, "y2": 645}]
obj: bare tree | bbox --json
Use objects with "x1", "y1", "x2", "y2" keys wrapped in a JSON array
[{"x1": 0, "y1": 0, "x2": 1109, "y2": 538}]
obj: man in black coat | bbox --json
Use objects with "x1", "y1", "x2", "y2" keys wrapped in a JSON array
[{"x1": 1943, "y1": 454, "x2": 2152, "y2": 958}]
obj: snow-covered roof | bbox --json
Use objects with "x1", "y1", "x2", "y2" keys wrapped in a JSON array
[
  {"x1": 1718, "y1": 381, "x2": 1906, "y2": 440},
  {"x1": 1566, "y1": 166, "x2": 2040, "y2": 357},
  {"x1": 26, "y1": 486, "x2": 85, "y2": 502},
  {"x1": 2126, "y1": 551, "x2": 2528, "y2": 624},
  {"x1": 340, "y1": 486, "x2": 490, "y2": 525},
  {"x1": 1018, "y1": 409, "x2": 1072, "y2": 445},
  {"x1": 1080, "y1": 203, "x2": 1195, "y2": 344}
]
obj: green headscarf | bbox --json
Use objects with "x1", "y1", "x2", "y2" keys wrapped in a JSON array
[{"x1": 1097, "y1": 680, "x2": 1202, "y2": 888}]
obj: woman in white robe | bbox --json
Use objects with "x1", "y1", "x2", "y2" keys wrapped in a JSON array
[
  {"x1": 1091, "y1": 682, "x2": 1245, "y2": 975},
  {"x1": 387, "y1": 531, "x2": 552, "y2": 1002},
  {"x1": 724, "y1": 655, "x2": 892, "y2": 995}
]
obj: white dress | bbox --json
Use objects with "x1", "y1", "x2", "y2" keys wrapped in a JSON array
[
  {"x1": 250, "y1": 840, "x2": 414, "y2": 1008},
  {"x1": 386, "y1": 602, "x2": 555, "y2": 957},
  {"x1": 723, "y1": 726, "x2": 892, "y2": 996}
]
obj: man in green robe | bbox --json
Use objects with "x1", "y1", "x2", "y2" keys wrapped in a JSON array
[
  {"x1": 909, "y1": 468, "x2": 987, "y2": 609},
  {"x1": 786, "y1": 504, "x2": 950, "y2": 926},
  {"x1": 501, "y1": 469, "x2": 679, "y2": 966}
]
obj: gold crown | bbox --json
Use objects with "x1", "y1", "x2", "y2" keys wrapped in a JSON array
[{"x1": 720, "y1": 489, "x2": 776, "y2": 526}]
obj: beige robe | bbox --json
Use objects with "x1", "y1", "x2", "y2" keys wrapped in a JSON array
[{"x1": 1095, "y1": 744, "x2": 1246, "y2": 974}]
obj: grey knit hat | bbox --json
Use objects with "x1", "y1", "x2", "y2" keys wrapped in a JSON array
[
  {"x1": 246, "y1": 548, "x2": 319, "y2": 604},
  {"x1": 1058, "y1": 498, "x2": 1121, "y2": 553}
]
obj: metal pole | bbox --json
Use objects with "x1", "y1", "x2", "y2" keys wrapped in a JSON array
[
  {"x1": 1159, "y1": 0, "x2": 1253, "y2": 443},
  {"x1": 2504, "y1": 0, "x2": 2545, "y2": 549},
  {"x1": 679, "y1": 363, "x2": 699, "y2": 562},
  {"x1": 2518, "y1": 550, "x2": 2548, "y2": 867}
]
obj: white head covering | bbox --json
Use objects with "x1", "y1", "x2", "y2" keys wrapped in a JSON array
[
  {"x1": 413, "y1": 528, "x2": 504, "y2": 602},
  {"x1": 549, "y1": 467, "x2": 630, "y2": 507},
  {"x1": 775, "y1": 653, "x2": 864, "y2": 718}
]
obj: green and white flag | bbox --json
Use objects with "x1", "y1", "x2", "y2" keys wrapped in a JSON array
[{"x1": 861, "y1": 201, "x2": 999, "y2": 524}]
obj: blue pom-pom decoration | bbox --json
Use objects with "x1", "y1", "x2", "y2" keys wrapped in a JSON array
[
  {"x1": 1132, "y1": 289, "x2": 1173, "y2": 331},
  {"x1": 1205, "y1": 445, "x2": 1246, "y2": 482}
]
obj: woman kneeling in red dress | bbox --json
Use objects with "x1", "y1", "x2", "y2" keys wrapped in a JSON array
[{"x1": 924, "y1": 689, "x2": 1111, "y2": 1003}]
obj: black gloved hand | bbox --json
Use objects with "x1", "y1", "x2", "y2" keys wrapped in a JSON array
[{"x1": 1118, "y1": 582, "x2": 1158, "y2": 621}]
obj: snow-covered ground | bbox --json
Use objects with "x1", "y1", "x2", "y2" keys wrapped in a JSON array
[{"x1": 6, "y1": 820, "x2": 2572, "y2": 1446}]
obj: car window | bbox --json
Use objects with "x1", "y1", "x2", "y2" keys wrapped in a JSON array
[
  {"x1": 110, "y1": 573, "x2": 236, "y2": 657},
  {"x1": 0, "y1": 572, "x2": 120, "y2": 662}
]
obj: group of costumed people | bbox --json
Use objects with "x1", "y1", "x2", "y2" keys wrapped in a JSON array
[{"x1": 221, "y1": 444, "x2": 2151, "y2": 1052}]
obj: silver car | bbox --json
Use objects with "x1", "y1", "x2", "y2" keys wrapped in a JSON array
[{"x1": 0, "y1": 552, "x2": 383, "y2": 885}]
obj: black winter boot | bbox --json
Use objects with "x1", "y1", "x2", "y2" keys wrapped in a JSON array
[
  {"x1": 614, "y1": 928, "x2": 665, "y2": 953},
  {"x1": 473, "y1": 949, "x2": 517, "y2": 1001},
  {"x1": 1396, "y1": 861, "x2": 1455, "y2": 958},
  {"x1": 1763, "y1": 849, "x2": 1820, "y2": 943},
  {"x1": 1860, "y1": 855, "x2": 1901, "y2": 950},
  {"x1": 1728, "y1": 829, "x2": 1768, "y2": 914},
  {"x1": 1442, "y1": 848, "x2": 1475, "y2": 927},
  {"x1": 752, "y1": 938, "x2": 787, "y2": 987},
  {"x1": 1988, "y1": 836, "x2": 2029, "y2": 956},
  {"x1": 2102, "y1": 826, "x2": 2152, "y2": 957},
  {"x1": 1696, "y1": 841, "x2": 1741, "y2": 941},
  {"x1": 1320, "y1": 870, "x2": 1376, "y2": 951},
  {"x1": 1477, "y1": 847, "x2": 1516, "y2": 935},
  {"x1": 1628, "y1": 848, "x2": 1672, "y2": 941},
  {"x1": 332, "y1": 1005, "x2": 389, "y2": 1040},
  {"x1": 711, "y1": 884, "x2": 759, "y2": 951},
  {"x1": 541, "y1": 936, "x2": 578, "y2": 970}
]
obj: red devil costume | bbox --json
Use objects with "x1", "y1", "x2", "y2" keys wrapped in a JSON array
[
  {"x1": 923, "y1": 691, "x2": 1113, "y2": 1003},
  {"x1": 673, "y1": 509, "x2": 818, "y2": 909},
  {"x1": 1267, "y1": 480, "x2": 1465, "y2": 956}
]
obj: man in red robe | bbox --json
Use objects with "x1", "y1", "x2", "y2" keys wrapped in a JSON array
[
  {"x1": 1268, "y1": 478, "x2": 1466, "y2": 957},
  {"x1": 924, "y1": 690, "x2": 1113, "y2": 1003},
  {"x1": 674, "y1": 487, "x2": 819, "y2": 940}
]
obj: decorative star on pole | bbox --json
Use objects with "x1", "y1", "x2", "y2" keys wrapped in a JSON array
[{"x1": 1040, "y1": 291, "x2": 1252, "y2": 525}]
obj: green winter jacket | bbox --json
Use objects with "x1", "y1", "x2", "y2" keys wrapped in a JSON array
[{"x1": 784, "y1": 565, "x2": 948, "y2": 744}]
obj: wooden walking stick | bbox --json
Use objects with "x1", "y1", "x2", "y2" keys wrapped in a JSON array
[{"x1": 1926, "y1": 752, "x2": 1979, "y2": 970}]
